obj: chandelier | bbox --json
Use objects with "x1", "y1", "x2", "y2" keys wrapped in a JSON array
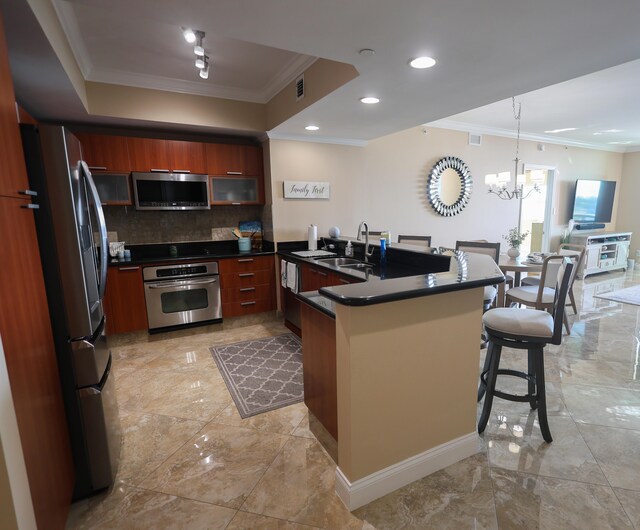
[{"x1": 485, "y1": 97, "x2": 541, "y2": 200}]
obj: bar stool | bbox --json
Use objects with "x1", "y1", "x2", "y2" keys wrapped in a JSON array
[{"x1": 477, "y1": 257, "x2": 574, "y2": 443}]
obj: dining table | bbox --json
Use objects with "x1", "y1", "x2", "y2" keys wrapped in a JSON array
[{"x1": 496, "y1": 253, "x2": 544, "y2": 307}]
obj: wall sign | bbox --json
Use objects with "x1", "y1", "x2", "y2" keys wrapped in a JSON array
[{"x1": 283, "y1": 181, "x2": 330, "y2": 199}]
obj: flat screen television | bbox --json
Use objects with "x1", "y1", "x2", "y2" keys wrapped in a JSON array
[{"x1": 570, "y1": 179, "x2": 616, "y2": 223}]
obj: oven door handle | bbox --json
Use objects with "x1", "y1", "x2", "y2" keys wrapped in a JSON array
[{"x1": 146, "y1": 278, "x2": 218, "y2": 289}]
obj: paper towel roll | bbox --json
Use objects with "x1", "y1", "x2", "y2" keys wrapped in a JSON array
[{"x1": 308, "y1": 225, "x2": 318, "y2": 250}]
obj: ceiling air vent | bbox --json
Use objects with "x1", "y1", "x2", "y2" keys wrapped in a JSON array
[
  {"x1": 295, "y1": 74, "x2": 305, "y2": 101},
  {"x1": 468, "y1": 133, "x2": 482, "y2": 146}
]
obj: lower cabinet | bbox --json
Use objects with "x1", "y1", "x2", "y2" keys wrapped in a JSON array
[
  {"x1": 220, "y1": 255, "x2": 276, "y2": 317},
  {"x1": 104, "y1": 265, "x2": 148, "y2": 335},
  {"x1": 300, "y1": 301, "x2": 338, "y2": 440}
]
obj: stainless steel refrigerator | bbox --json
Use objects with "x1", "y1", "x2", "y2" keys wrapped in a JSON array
[{"x1": 20, "y1": 124, "x2": 121, "y2": 499}]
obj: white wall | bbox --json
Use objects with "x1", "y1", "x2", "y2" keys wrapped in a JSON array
[
  {"x1": 0, "y1": 335, "x2": 37, "y2": 530},
  {"x1": 616, "y1": 151, "x2": 640, "y2": 258},
  {"x1": 268, "y1": 126, "x2": 624, "y2": 250}
]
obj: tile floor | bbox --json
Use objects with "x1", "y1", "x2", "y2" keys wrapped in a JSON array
[{"x1": 67, "y1": 270, "x2": 640, "y2": 529}]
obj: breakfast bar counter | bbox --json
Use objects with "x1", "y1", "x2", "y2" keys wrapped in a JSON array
[{"x1": 294, "y1": 250, "x2": 503, "y2": 511}]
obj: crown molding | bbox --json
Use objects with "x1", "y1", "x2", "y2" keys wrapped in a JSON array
[
  {"x1": 427, "y1": 119, "x2": 630, "y2": 153},
  {"x1": 267, "y1": 131, "x2": 367, "y2": 147},
  {"x1": 52, "y1": 0, "x2": 93, "y2": 78}
]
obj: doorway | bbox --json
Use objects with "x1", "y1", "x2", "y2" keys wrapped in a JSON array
[{"x1": 519, "y1": 164, "x2": 555, "y2": 256}]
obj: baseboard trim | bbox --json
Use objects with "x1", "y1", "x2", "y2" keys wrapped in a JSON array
[{"x1": 335, "y1": 432, "x2": 478, "y2": 511}]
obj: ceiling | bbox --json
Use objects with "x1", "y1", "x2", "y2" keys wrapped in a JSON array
[{"x1": 4, "y1": 0, "x2": 640, "y2": 149}]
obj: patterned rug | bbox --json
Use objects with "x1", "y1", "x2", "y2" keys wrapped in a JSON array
[
  {"x1": 595, "y1": 284, "x2": 640, "y2": 306},
  {"x1": 210, "y1": 334, "x2": 303, "y2": 418}
]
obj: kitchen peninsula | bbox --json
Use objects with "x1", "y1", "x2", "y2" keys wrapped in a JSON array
[{"x1": 284, "y1": 244, "x2": 503, "y2": 510}]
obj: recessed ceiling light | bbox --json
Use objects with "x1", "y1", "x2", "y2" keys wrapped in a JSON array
[
  {"x1": 183, "y1": 28, "x2": 196, "y2": 43},
  {"x1": 544, "y1": 128, "x2": 577, "y2": 133},
  {"x1": 409, "y1": 56, "x2": 436, "y2": 69},
  {"x1": 305, "y1": 125, "x2": 319, "y2": 131},
  {"x1": 359, "y1": 48, "x2": 376, "y2": 56},
  {"x1": 360, "y1": 97, "x2": 380, "y2": 104}
]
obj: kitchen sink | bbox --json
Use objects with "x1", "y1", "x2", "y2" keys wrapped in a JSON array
[
  {"x1": 315, "y1": 257, "x2": 362, "y2": 267},
  {"x1": 340, "y1": 262, "x2": 374, "y2": 269}
]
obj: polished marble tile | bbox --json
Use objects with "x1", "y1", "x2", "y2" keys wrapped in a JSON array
[
  {"x1": 579, "y1": 423, "x2": 640, "y2": 490},
  {"x1": 242, "y1": 436, "x2": 364, "y2": 529},
  {"x1": 556, "y1": 358, "x2": 640, "y2": 390},
  {"x1": 215, "y1": 401, "x2": 307, "y2": 435},
  {"x1": 355, "y1": 458, "x2": 498, "y2": 530},
  {"x1": 227, "y1": 511, "x2": 320, "y2": 529},
  {"x1": 117, "y1": 368, "x2": 232, "y2": 422},
  {"x1": 66, "y1": 483, "x2": 236, "y2": 530},
  {"x1": 562, "y1": 384, "x2": 640, "y2": 430},
  {"x1": 613, "y1": 488, "x2": 640, "y2": 529},
  {"x1": 491, "y1": 468, "x2": 632, "y2": 529},
  {"x1": 140, "y1": 346, "x2": 219, "y2": 374},
  {"x1": 117, "y1": 412, "x2": 205, "y2": 485},
  {"x1": 140, "y1": 422, "x2": 288, "y2": 509},
  {"x1": 483, "y1": 414, "x2": 607, "y2": 484}
]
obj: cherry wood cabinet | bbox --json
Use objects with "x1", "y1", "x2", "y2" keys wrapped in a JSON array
[
  {"x1": 168, "y1": 140, "x2": 207, "y2": 174},
  {"x1": 206, "y1": 143, "x2": 262, "y2": 176},
  {"x1": 76, "y1": 133, "x2": 131, "y2": 172},
  {"x1": 219, "y1": 255, "x2": 276, "y2": 317},
  {"x1": 300, "y1": 301, "x2": 337, "y2": 440},
  {"x1": 126, "y1": 137, "x2": 171, "y2": 172},
  {"x1": 0, "y1": 14, "x2": 74, "y2": 528},
  {"x1": 127, "y1": 137, "x2": 208, "y2": 174},
  {"x1": 0, "y1": 19, "x2": 31, "y2": 199},
  {"x1": 104, "y1": 266, "x2": 149, "y2": 335}
]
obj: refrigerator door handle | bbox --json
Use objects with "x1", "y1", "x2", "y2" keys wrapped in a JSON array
[{"x1": 81, "y1": 161, "x2": 108, "y2": 300}]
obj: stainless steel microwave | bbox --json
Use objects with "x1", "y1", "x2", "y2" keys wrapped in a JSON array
[{"x1": 132, "y1": 172, "x2": 210, "y2": 210}]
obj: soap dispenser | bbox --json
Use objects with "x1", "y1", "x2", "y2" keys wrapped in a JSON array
[{"x1": 345, "y1": 241, "x2": 354, "y2": 257}]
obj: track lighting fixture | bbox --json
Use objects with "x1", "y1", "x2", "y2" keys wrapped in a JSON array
[
  {"x1": 194, "y1": 31, "x2": 205, "y2": 56},
  {"x1": 199, "y1": 56, "x2": 209, "y2": 79}
]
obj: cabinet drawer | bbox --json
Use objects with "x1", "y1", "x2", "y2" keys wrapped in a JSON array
[
  {"x1": 221, "y1": 284, "x2": 273, "y2": 303},
  {"x1": 220, "y1": 269, "x2": 273, "y2": 288},
  {"x1": 218, "y1": 255, "x2": 273, "y2": 273},
  {"x1": 222, "y1": 298, "x2": 274, "y2": 317}
]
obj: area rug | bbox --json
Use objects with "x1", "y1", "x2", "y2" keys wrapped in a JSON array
[
  {"x1": 595, "y1": 284, "x2": 640, "y2": 306},
  {"x1": 210, "y1": 334, "x2": 303, "y2": 418}
]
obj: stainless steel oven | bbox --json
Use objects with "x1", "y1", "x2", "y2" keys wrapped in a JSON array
[{"x1": 143, "y1": 262, "x2": 221, "y2": 330}]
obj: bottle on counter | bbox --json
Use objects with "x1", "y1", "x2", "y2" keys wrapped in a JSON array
[
  {"x1": 345, "y1": 241, "x2": 354, "y2": 257},
  {"x1": 380, "y1": 238, "x2": 387, "y2": 265}
]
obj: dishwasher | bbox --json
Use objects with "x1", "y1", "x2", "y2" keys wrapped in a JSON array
[{"x1": 143, "y1": 262, "x2": 222, "y2": 331}]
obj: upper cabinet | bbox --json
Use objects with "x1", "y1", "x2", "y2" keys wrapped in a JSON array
[
  {"x1": 127, "y1": 138, "x2": 171, "y2": 172},
  {"x1": 167, "y1": 140, "x2": 207, "y2": 174},
  {"x1": 0, "y1": 17, "x2": 30, "y2": 198},
  {"x1": 77, "y1": 133, "x2": 131, "y2": 172},
  {"x1": 127, "y1": 138, "x2": 207, "y2": 174},
  {"x1": 206, "y1": 143, "x2": 263, "y2": 177}
]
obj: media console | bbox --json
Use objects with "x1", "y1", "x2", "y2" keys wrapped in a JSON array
[{"x1": 569, "y1": 231, "x2": 632, "y2": 279}]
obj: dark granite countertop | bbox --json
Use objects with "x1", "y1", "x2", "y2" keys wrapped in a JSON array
[
  {"x1": 296, "y1": 292, "x2": 336, "y2": 319},
  {"x1": 108, "y1": 239, "x2": 275, "y2": 267},
  {"x1": 282, "y1": 240, "x2": 503, "y2": 308}
]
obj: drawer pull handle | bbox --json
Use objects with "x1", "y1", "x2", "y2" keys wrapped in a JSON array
[
  {"x1": 340, "y1": 279, "x2": 350, "y2": 284},
  {"x1": 21, "y1": 203, "x2": 39, "y2": 209},
  {"x1": 88, "y1": 166, "x2": 107, "y2": 171},
  {"x1": 238, "y1": 273, "x2": 255, "y2": 277},
  {"x1": 150, "y1": 168, "x2": 170, "y2": 172},
  {"x1": 239, "y1": 287, "x2": 256, "y2": 292},
  {"x1": 119, "y1": 266, "x2": 140, "y2": 271},
  {"x1": 19, "y1": 189, "x2": 38, "y2": 196},
  {"x1": 241, "y1": 301, "x2": 256, "y2": 306},
  {"x1": 231, "y1": 202, "x2": 241, "y2": 205},
  {"x1": 226, "y1": 171, "x2": 243, "y2": 175},
  {"x1": 172, "y1": 169, "x2": 191, "y2": 173},
  {"x1": 317, "y1": 271, "x2": 328, "y2": 277},
  {"x1": 237, "y1": 259, "x2": 254, "y2": 263}
]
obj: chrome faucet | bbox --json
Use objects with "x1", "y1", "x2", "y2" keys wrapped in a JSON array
[{"x1": 357, "y1": 221, "x2": 375, "y2": 262}]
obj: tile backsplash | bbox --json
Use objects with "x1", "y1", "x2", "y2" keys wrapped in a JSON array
[{"x1": 104, "y1": 205, "x2": 266, "y2": 244}]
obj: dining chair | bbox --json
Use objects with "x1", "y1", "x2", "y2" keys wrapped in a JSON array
[
  {"x1": 455, "y1": 241, "x2": 502, "y2": 310},
  {"x1": 398, "y1": 235, "x2": 432, "y2": 247},
  {"x1": 478, "y1": 257, "x2": 574, "y2": 443},
  {"x1": 521, "y1": 244, "x2": 585, "y2": 315},
  {"x1": 506, "y1": 254, "x2": 579, "y2": 334}
]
